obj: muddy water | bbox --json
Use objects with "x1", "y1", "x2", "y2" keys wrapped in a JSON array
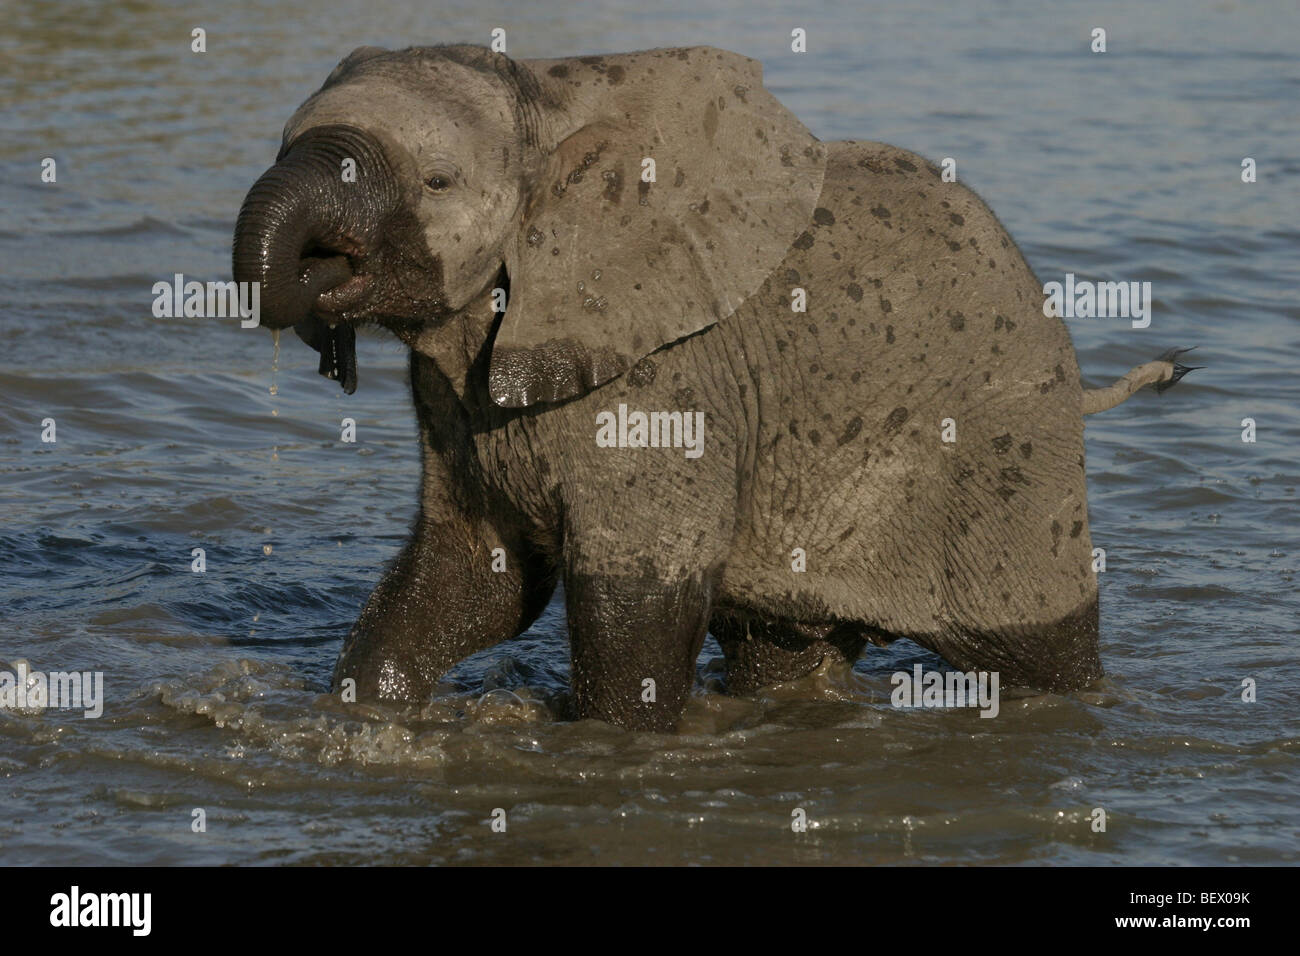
[{"x1": 2, "y1": 0, "x2": 1297, "y2": 865}]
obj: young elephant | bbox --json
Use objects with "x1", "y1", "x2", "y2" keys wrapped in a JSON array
[{"x1": 233, "y1": 45, "x2": 1196, "y2": 730}]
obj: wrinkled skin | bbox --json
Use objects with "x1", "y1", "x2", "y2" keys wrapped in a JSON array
[{"x1": 234, "y1": 45, "x2": 1116, "y2": 731}]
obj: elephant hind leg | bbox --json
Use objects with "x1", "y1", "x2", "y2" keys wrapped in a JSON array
[
  {"x1": 912, "y1": 598, "x2": 1104, "y2": 692},
  {"x1": 711, "y1": 615, "x2": 885, "y2": 695}
]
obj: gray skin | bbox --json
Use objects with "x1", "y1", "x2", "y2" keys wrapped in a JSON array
[{"x1": 232, "y1": 45, "x2": 1196, "y2": 731}]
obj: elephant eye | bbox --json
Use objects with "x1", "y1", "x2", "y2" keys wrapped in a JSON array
[{"x1": 424, "y1": 174, "x2": 451, "y2": 192}]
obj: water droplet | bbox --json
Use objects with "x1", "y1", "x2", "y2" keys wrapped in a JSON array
[
  {"x1": 262, "y1": 544, "x2": 273, "y2": 556},
  {"x1": 270, "y1": 329, "x2": 280, "y2": 396}
]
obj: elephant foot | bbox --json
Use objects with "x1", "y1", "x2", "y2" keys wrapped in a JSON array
[{"x1": 711, "y1": 615, "x2": 879, "y2": 695}]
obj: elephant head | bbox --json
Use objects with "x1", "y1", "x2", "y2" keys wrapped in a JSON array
[{"x1": 233, "y1": 45, "x2": 826, "y2": 402}]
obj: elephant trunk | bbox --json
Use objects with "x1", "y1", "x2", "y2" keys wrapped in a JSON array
[{"x1": 232, "y1": 125, "x2": 395, "y2": 331}]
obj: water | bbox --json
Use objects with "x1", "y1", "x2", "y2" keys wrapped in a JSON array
[{"x1": 2, "y1": 0, "x2": 1297, "y2": 865}]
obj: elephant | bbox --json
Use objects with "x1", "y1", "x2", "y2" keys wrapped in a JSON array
[{"x1": 232, "y1": 45, "x2": 1198, "y2": 731}]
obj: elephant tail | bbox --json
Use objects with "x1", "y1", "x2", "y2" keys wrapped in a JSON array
[{"x1": 1081, "y1": 347, "x2": 1203, "y2": 415}]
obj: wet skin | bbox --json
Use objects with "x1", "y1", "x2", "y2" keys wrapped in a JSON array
[{"x1": 233, "y1": 45, "x2": 1190, "y2": 730}]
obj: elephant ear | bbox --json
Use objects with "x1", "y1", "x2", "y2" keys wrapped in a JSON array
[{"x1": 489, "y1": 47, "x2": 827, "y2": 407}]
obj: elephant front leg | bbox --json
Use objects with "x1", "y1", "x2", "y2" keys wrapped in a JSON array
[
  {"x1": 332, "y1": 515, "x2": 554, "y2": 703},
  {"x1": 565, "y1": 568, "x2": 718, "y2": 732}
]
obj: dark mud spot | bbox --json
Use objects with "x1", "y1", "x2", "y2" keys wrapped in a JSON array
[{"x1": 627, "y1": 357, "x2": 656, "y2": 388}]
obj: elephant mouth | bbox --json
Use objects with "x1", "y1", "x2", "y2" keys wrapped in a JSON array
[
  {"x1": 289, "y1": 251, "x2": 364, "y2": 393},
  {"x1": 300, "y1": 238, "x2": 370, "y2": 317},
  {"x1": 284, "y1": 254, "x2": 363, "y2": 393},
  {"x1": 315, "y1": 320, "x2": 358, "y2": 394},
  {"x1": 294, "y1": 313, "x2": 359, "y2": 394},
  {"x1": 313, "y1": 271, "x2": 370, "y2": 313}
]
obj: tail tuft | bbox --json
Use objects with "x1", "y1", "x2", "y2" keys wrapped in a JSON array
[{"x1": 1152, "y1": 346, "x2": 1204, "y2": 394}]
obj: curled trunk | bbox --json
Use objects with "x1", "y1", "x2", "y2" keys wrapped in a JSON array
[{"x1": 232, "y1": 125, "x2": 397, "y2": 392}]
